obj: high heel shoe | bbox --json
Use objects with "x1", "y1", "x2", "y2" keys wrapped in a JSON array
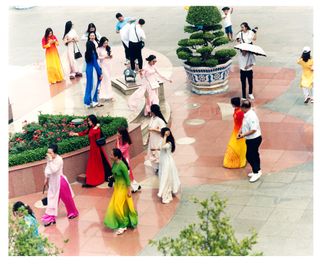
[
  {"x1": 44, "y1": 221, "x2": 56, "y2": 227},
  {"x1": 68, "y1": 215, "x2": 78, "y2": 220}
]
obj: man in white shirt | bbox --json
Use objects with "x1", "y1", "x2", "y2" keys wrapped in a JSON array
[
  {"x1": 115, "y1": 13, "x2": 136, "y2": 64},
  {"x1": 222, "y1": 7, "x2": 233, "y2": 41},
  {"x1": 237, "y1": 100, "x2": 262, "y2": 183},
  {"x1": 128, "y1": 18, "x2": 146, "y2": 73},
  {"x1": 239, "y1": 50, "x2": 256, "y2": 100}
]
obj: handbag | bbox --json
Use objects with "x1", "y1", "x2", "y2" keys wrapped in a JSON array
[
  {"x1": 41, "y1": 185, "x2": 48, "y2": 206},
  {"x1": 134, "y1": 25, "x2": 145, "y2": 49},
  {"x1": 73, "y1": 42, "x2": 82, "y2": 59},
  {"x1": 96, "y1": 129, "x2": 106, "y2": 146}
]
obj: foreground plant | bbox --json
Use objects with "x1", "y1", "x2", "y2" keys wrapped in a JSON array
[
  {"x1": 150, "y1": 193, "x2": 262, "y2": 256},
  {"x1": 8, "y1": 206, "x2": 61, "y2": 256}
]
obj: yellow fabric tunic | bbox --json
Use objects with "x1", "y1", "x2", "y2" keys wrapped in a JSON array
[
  {"x1": 297, "y1": 58, "x2": 313, "y2": 89},
  {"x1": 223, "y1": 108, "x2": 247, "y2": 168},
  {"x1": 42, "y1": 35, "x2": 64, "y2": 84},
  {"x1": 104, "y1": 161, "x2": 138, "y2": 229}
]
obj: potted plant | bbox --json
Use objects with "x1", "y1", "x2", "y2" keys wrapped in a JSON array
[{"x1": 177, "y1": 6, "x2": 236, "y2": 94}]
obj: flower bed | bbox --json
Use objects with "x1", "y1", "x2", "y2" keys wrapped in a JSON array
[{"x1": 9, "y1": 114, "x2": 127, "y2": 167}]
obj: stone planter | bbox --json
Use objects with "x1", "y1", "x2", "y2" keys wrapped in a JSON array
[
  {"x1": 184, "y1": 59, "x2": 232, "y2": 95},
  {"x1": 9, "y1": 123, "x2": 144, "y2": 198}
]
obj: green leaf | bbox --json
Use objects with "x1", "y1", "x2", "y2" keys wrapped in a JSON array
[{"x1": 148, "y1": 192, "x2": 262, "y2": 256}]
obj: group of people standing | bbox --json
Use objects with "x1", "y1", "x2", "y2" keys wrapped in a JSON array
[
  {"x1": 41, "y1": 12, "x2": 147, "y2": 108},
  {"x1": 222, "y1": 7, "x2": 313, "y2": 104}
]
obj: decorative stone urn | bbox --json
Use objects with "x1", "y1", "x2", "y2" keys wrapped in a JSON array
[{"x1": 184, "y1": 59, "x2": 232, "y2": 95}]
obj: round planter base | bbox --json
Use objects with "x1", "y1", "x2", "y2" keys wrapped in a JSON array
[
  {"x1": 184, "y1": 60, "x2": 232, "y2": 95},
  {"x1": 191, "y1": 81, "x2": 229, "y2": 95}
]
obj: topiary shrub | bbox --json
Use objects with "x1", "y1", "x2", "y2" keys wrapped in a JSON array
[
  {"x1": 149, "y1": 193, "x2": 263, "y2": 256},
  {"x1": 177, "y1": 6, "x2": 236, "y2": 67}
]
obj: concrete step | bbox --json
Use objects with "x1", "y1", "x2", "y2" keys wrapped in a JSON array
[{"x1": 77, "y1": 173, "x2": 86, "y2": 184}]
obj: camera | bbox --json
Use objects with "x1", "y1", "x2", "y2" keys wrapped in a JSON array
[
  {"x1": 108, "y1": 176, "x2": 115, "y2": 188},
  {"x1": 252, "y1": 27, "x2": 258, "y2": 33}
]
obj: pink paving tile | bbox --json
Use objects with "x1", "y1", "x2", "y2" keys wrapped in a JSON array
[
  {"x1": 256, "y1": 109, "x2": 286, "y2": 123},
  {"x1": 259, "y1": 149, "x2": 285, "y2": 163},
  {"x1": 268, "y1": 78, "x2": 294, "y2": 85},
  {"x1": 253, "y1": 72, "x2": 276, "y2": 79},
  {"x1": 273, "y1": 69, "x2": 296, "y2": 80},
  {"x1": 253, "y1": 66, "x2": 282, "y2": 74},
  {"x1": 279, "y1": 150, "x2": 313, "y2": 163},
  {"x1": 73, "y1": 195, "x2": 105, "y2": 209}
]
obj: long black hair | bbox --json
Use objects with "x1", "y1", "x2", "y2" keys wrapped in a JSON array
[
  {"x1": 44, "y1": 28, "x2": 53, "y2": 43},
  {"x1": 87, "y1": 31, "x2": 99, "y2": 43},
  {"x1": 86, "y1": 23, "x2": 96, "y2": 34},
  {"x1": 160, "y1": 127, "x2": 176, "y2": 153},
  {"x1": 301, "y1": 51, "x2": 311, "y2": 62},
  {"x1": 63, "y1": 21, "x2": 72, "y2": 41},
  {"x1": 150, "y1": 104, "x2": 167, "y2": 124},
  {"x1": 85, "y1": 41, "x2": 98, "y2": 63},
  {"x1": 118, "y1": 126, "x2": 132, "y2": 145},
  {"x1": 112, "y1": 148, "x2": 130, "y2": 170},
  {"x1": 87, "y1": 114, "x2": 98, "y2": 129},
  {"x1": 13, "y1": 201, "x2": 36, "y2": 218},
  {"x1": 240, "y1": 22, "x2": 251, "y2": 30},
  {"x1": 98, "y1": 36, "x2": 111, "y2": 56}
]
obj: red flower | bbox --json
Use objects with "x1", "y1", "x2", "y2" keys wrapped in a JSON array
[{"x1": 57, "y1": 137, "x2": 61, "y2": 141}]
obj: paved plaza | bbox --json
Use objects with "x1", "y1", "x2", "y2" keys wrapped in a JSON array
[{"x1": 8, "y1": 6, "x2": 313, "y2": 256}]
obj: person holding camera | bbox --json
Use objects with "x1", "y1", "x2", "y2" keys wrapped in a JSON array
[
  {"x1": 104, "y1": 148, "x2": 138, "y2": 235},
  {"x1": 41, "y1": 144, "x2": 79, "y2": 227},
  {"x1": 236, "y1": 22, "x2": 258, "y2": 44}
]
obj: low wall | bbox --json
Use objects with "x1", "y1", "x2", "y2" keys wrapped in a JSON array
[{"x1": 9, "y1": 123, "x2": 143, "y2": 198}]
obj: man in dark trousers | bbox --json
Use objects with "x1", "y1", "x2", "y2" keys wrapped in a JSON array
[
  {"x1": 237, "y1": 100, "x2": 262, "y2": 183},
  {"x1": 128, "y1": 19, "x2": 146, "y2": 75}
]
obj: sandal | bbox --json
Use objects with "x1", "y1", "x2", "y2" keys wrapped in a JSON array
[
  {"x1": 44, "y1": 221, "x2": 56, "y2": 227},
  {"x1": 68, "y1": 215, "x2": 78, "y2": 220}
]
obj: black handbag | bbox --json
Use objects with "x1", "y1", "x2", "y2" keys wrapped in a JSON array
[
  {"x1": 74, "y1": 42, "x2": 82, "y2": 59},
  {"x1": 107, "y1": 176, "x2": 115, "y2": 188},
  {"x1": 96, "y1": 130, "x2": 106, "y2": 146},
  {"x1": 134, "y1": 25, "x2": 145, "y2": 49},
  {"x1": 42, "y1": 185, "x2": 48, "y2": 206}
]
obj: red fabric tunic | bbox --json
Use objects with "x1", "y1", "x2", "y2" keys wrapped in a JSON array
[
  {"x1": 233, "y1": 107, "x2": 244, "y2": 132},
  {"x1": 79, "y1": 127, "x2": 112, "y2": 186}
]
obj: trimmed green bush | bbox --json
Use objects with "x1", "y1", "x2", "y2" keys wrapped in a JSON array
[
  {"x1": 204, "y1": 58, "x2": 219, "y2": 67},
  {"x1": 214, "y1": 49, "x2": 237, "y2": 64},
  {"x1": 9, "y1": 114, "x2": 127, "y2": 167},
  {"x1": 177, "y1": 51, "x2": 192, "y2": 60},
  {"x1": 177, "y1": 6, "x2": 236, "y2": 67}
]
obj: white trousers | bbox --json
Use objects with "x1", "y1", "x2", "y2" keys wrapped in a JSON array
[
  {"x1": 302, "y1": 87, "x2": 312, "y2": 99},
  {"x1": 131, "y1": 179, "x2": 140, "y2": 192}
]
